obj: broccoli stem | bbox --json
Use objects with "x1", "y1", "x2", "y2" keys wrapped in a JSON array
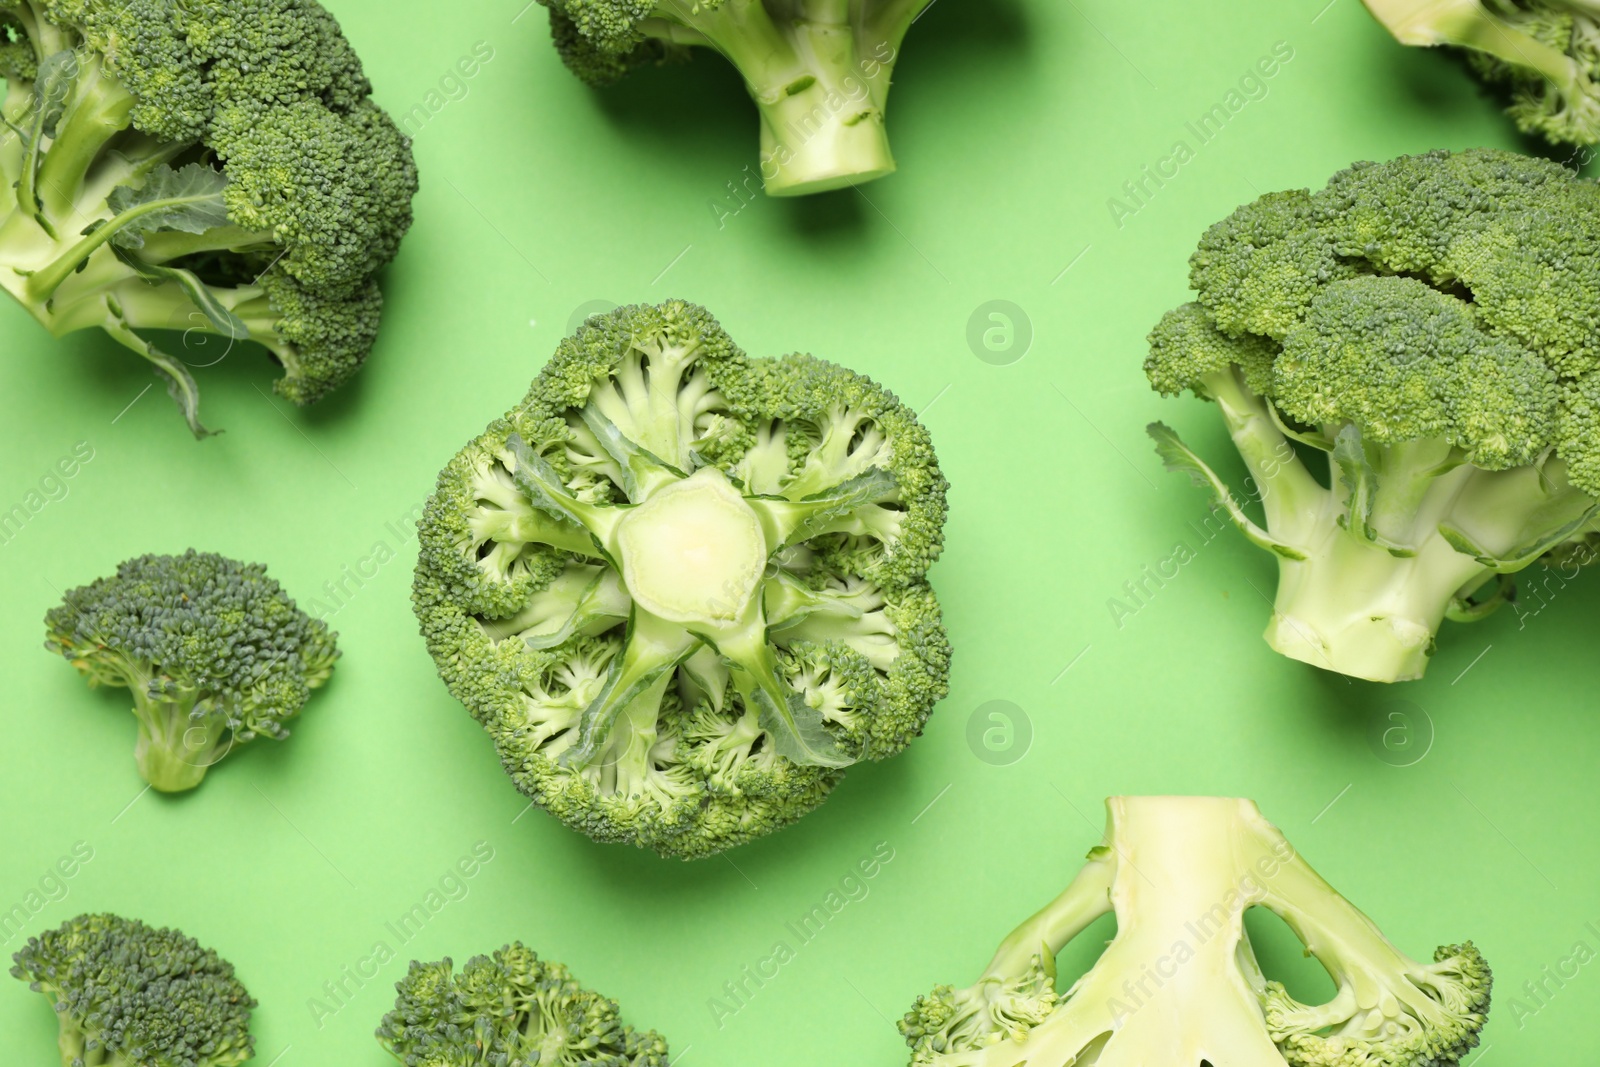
[
  {"x1": 129, "y1": 686, "x2": 228, "y2": 792},
  {"x1": 36, "y1": 55, "x2": 136, "y2": 222},
  {"x1": 648, "y1": 0, "x2": 900, "y2": 195}
]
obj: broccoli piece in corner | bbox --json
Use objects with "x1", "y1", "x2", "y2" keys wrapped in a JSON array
[
  {"x1": 900, "y1": 796, "x2": 1492, "y2": 1067},
  {"x1": 537, "y1": 0, "x2": 934, "y2": 196},
  {"x1": 1145, "y1": 148, "x2": 1600, "y2": 683},
  {"x1": 412, "y1": 299, "x2": 950, "y2": 858},
  {"x1": 45, "y1": 550, "x2": 339, "y2": 792},
  {"x1": 1360, "y1": 0, "x2": 1600, "y2": 146},
  {"x1": 376, "y1": 942, "x2": 668, "y2": 1067},
  {"x1": 12, "y1": 912, "x2": 256, "y2": 1067},
  {"x1": 0, "y1": 0, "x2": 417, "y2": 436}
]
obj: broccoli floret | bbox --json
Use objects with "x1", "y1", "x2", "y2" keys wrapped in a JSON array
[
  {"x1": 0, "y1": 0, "x2": 417, "y2": 436},
  {"x1": 12, "y1": 912, "x2": 256, "y2": 1067},
  {"x1": 412, "y1": 299, "x2": 949, "y2": 858},
  {"x1": 44, "y1": 549, "x2": 339, "y2": 792},
  {"x1": 1358, "y1": 0, "x2": 1600, "y2": 145},
  {"x1": 536, "y1": 0, "x2": 933, "y2": 196},
  {"x1": 899, "y1": 796, "x2": 1492, "y2": 1067},
  {"x1": 1146, "y1": 148, "x2": 1600, "y2": 682},
  {"x1": 376, "y1": 942, "x2": 668, "y2": 1067}
]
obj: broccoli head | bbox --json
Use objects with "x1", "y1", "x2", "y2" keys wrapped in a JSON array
[
  {"x1": 0, "y1": 0, "x2": 417, "y2": 436},
  {"x1": 12, "y1": 912, "x2": 256, "y2": 1067},
  {"x1": 413, "y1": 299, "x2": 949, "y2": 858},
  {"x1": 376, "y1": 942, "x2": 668, "y2": 1067},
  {"x1": 1360, "y1": 0, "x2": 1600, "y2": 146},
  {"x1": 537, "y1": 0, "x2": 933, "y2": 196},
  {"x1": 900, "y1": 796, "x2": 1492, "y2": 1067},
  {"x1": 1145, "y1": 148, "x2": 1600, "y2": 682},
  {"x1": 45, "y1": 549, "x2": 339, "y2": 792}
]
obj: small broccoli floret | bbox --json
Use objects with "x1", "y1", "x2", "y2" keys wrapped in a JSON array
[
  {"x1": 1360, "y1": 0, "x2": 1600, "y2": 145},
  {"x1": 413, "y1": 299, "x2": 949, "y2": 858},
  {"x1": 44, "y1": 549, "x2": 339, "y2": 791},
  {"x1": 900, "y1": 797, "x2": 1492, "y2": 1067},
  {"x1": 1146, "y1": 148, "x2": 1600, "y2": 682},
  {"x1": 0, "y1": 0, "x2": 417, "y2": 436},
  {"x1": 376, "y1": 942, "x2": 668, "y2": 1067},
  {"x1": 12, "y1": 912, "x2": 256, "y2": 1067},
  {"x1": 536, "y1": 0, "x2": 934, "y2": 196}
]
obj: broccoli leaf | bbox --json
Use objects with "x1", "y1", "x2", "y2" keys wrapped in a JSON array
[
  {"x1": 106, "y1": 163, "x2": 232, "y2": 248},
  {"x1": 111, "y1": 246, "x2": 250, "y2": 342}
]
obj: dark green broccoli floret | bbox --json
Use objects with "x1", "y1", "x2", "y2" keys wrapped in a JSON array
[
  {"x1": 0, "y1": 0, "x2": 417, "y2": 436},
  {"x1": 536, "y1": 0, "x2": 934, "y2": 196},
  {"x1": 413, "y1": 299, "x2": 950, "y2": 858},
  {"x1": 45, "y1": 549, "x2": 339, "y2": 791},
  {"x1": 376, "y1": 942, "x2": 668, "y2": 1067},
  {"x1": 1146, "y1": 148, "x2": 1600, "y2": 682},
  {"x1": 12, "y1": 912, "x2": 256, "y2": 1067},
  {"x1": 1360, "y1": 0, "x2": 1600, "y2": 146}
]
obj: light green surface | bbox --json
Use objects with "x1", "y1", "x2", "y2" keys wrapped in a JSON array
[{"x1": 0, "y1": 0, "x2": 1592, "y2": 1062}]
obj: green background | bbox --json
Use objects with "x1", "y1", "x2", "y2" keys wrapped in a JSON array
[{"x1": 1, "y1": 0, "x2": 1592, "y2": 1062}]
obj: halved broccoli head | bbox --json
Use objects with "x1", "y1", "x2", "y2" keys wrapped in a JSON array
[
  {"x1": 12, "y1": 912, "x2": 256, "y2": 1067},
  {"x1": 45, "y1": 549, "x2": 339, "y2": 791},
  {"x1": 376, "y1": 942, "x2": 668, "y2": 1067},
  {"x1": 0, "y1": 0, "x2": 416, "y2": 435},
  {"x1": 900, "y1": 797, "x2": 1492, "y2": 1067},
  {"x1": 413, "y1": 300, "x2": 949, "y2": 858},
  {"x1": 1146, "y1": 148, "x2": 1600, "y2": 682}
]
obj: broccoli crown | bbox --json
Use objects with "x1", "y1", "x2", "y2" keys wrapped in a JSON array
[
  {"x1": 0, "y1": 0, "x2": 416, "y2": 430},
  {"x1": 376, "y1": 942, "x2": 668, "y2": 1067},
  {"x1": 45, "y1": 550, "x2": 338, "y2": 790},
  {"x1": 11, "y1": 912, "x2": 256, "y2": 1067},
  {"x1": 413, "y1": 300, "x2": 949, "y2": 858},
  {"x1": 1148, "y1": 147, "x2": 1600, "y2": 491},
  {"x1": 900, "y1": 797, "x2": 1491, "y2": 1067}
]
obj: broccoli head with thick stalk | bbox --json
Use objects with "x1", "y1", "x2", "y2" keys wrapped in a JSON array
[
  {"x1": 377, "y1": 942, "x2": 668, "y2": 1067},
  {"x1": 538, "y1": 0, "x2": 932, "y2": 196},
  {"x1": 1145, "y1": 148, "x2": 1600, "y2": 683},
  {"x1": 13, "y1": 912, "x2": 256, "y2": 1067},
  {"x1": 900, "y1": 796, "x2": 1492, "y2": 1067},
  {"x1": 45, "y1": 549, "x2": 339, "y2": 792},
  {"x1": 0, "y1": 0, "x2": 417, "y2": 436},
  {"x1": 1360, "y1": 0, "x2": 1600, "y2": 146},
  {"x1": 413, "y1": 300, "x2": 949, "y2": 858}
]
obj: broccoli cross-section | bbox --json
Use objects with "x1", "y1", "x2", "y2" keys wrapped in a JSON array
[
  {"x1": 537, "y1": 0, "x2": 933, "y2": 196},
  {"x1": 12, "y1": 912, "x2": 256, "y2": 1067},
  {"x1": 45, "y1": 550, "x2": 339, "y2": 791},
  {"x1": 1145, "y1": 148, "x2": 1600, "y2": 682},
  {"x1": 413, "y1": 299, "x2": 949, "y2": 858},
  {"x1": 900, "y1": 796, "x2": 1492, "y2": 1067},
  {"x1": 1359, "y1": 0, "x2": 1600, "y2": 146},
  {"x1": 376, "y1": 943, "x2": 668, "y2": 1067},
  {"x1": 0, "y1": 0, "x2": 417, "y2": 435}
]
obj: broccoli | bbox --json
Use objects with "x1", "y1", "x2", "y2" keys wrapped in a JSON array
[
  {"x1": 45, "y1": 549, "x2": 339, "y2": 792},
  {"x1": 537, "y1": 0, "x2": 933, "y2": 196},
  {"x1": 1144, "y1": 148, "x2": 1600, "y2": 682},
  {"x1": 0, "y1": 0, "x2": 417, "y2": 436},
  {"x1": 899, "y1": 796, "x2": 1492, "y2": 1067},
  {"x1": 12, "y1": 912, "x2": 256, "y2": 1067},
  {"x1": 376, "y1": 942, "x2": 668, "y2": 1067},
  {"x1": 1359, "y1": 0, "x2": 1600, "y2": 146},
  {"x1": 413, "y1": 299, "x2": 949, "y2": 858}
]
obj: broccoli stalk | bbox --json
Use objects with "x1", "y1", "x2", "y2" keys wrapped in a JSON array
[
  {"x1": 0, "y1": 0, "x2": 416, "y2": 435},
  {"x1": 12, "y1": 913, "x2": 256, "y2": 1067},
  {"x1": 1359, "y1": 0, "x2": 1600, "y2": 145},
  {"x1": 45, "y1": 550, "x2": 339, "y2": 792},
  {"x1": 900, "y1": 797, "x2": 1492, "y2": 1067},
  {"x1": 541, "y1": 0, "x2": 932, "y2": 195},
  {"x1": 1146, "y1": 150, "x2": 1600, "y2": 683},
  {"x1": 413, "y1": 300, "x2": 949, "y2": 857}
]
